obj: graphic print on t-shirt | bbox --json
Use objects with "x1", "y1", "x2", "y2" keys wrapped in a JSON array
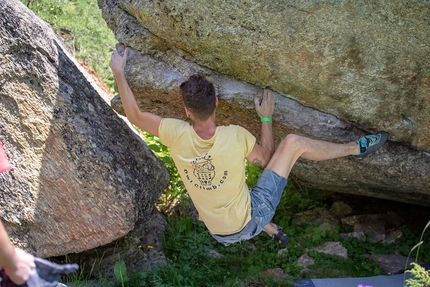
[
  {"x1": 192, "y1": 154, "x2": 215, "y2": 186},
  {"x1": 184, "y1": 153, "x2": 228, "y2": 191}
]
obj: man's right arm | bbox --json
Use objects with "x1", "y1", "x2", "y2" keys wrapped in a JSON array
[{"x1": 110, "y1": 48, "x2": 162, "y2": 137}]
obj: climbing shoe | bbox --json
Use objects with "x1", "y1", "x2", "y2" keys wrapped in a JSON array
[
  {"x1": 356, "y1": 131, "x2": 389, "y2": 158},
  {"x1": 272, "y1": 226, "x2": 290, "y2": 244}
]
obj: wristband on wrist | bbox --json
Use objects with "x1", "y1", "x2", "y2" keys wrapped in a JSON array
[{"x1": 260, "y1": 117, "x2": 272, "y2": 123}]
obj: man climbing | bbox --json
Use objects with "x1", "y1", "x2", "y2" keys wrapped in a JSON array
[{"x1": 109, "y1": 47, "x2": 389, "y2": 246}]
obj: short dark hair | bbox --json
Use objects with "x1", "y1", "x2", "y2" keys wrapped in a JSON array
[{"x1": 180, "y1": 75, "x2": 216, "y2": 121}]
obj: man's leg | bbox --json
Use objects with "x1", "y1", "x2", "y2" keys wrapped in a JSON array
[
  {"x1": 264, "y1": 223, "x2": 282, "y2": 239},
  {"x1": 266, "y1": 134, "x2": 358, "y2": 180},
  {"x1": 263, "y1": 132, "x2": 389, "y2": 240}
]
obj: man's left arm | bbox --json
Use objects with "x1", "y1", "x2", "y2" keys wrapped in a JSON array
[{"x1": 246, "y1": 89, "x2": 275, "y2": 168}]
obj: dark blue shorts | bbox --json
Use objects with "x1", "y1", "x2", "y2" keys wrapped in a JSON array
[{"x1": 210, "y1": 168, "x2": 288, "y2": 246}]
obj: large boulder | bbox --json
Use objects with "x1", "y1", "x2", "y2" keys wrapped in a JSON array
[
  {"x1": 0, "y1": 0, "x2": 169, "y2": 260},
  {"x1": 98, "y1": 0, "x2": 429, "y2": 206},
  {"x1": 100, "y1": 0, "x2": 430, "y2": 150}
]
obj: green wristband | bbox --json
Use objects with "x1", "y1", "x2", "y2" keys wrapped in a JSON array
[{"x1": 261, "y1": 117, "x2": 272, "y2": 123}]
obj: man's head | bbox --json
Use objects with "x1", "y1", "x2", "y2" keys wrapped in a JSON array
[{"x1": 180, "y1": 76, "x2": 217, "y2": 122}]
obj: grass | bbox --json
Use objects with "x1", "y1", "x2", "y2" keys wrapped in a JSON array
[
  {"x1": 22, "y1": 0, "x2": 117, "y2": 93},
  {"x1": 22, "y1": 0, "x2": 430, "y2": 286}
]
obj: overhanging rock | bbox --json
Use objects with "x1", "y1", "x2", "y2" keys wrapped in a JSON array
[
  {"x1": 98, "y1": 0, "x2": 430, "y2": 206},
  {"x1": 110, "y1": 46, "x2": 430, "y2": 206}
]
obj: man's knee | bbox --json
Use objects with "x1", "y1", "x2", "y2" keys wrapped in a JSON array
[{"x1": 280, "y1": 134, "x2": 302, "y2": 150}]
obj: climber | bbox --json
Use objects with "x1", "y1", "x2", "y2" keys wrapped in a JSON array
[{"x1": 109, "y1": 47, "x2": 389, "y2": 246}]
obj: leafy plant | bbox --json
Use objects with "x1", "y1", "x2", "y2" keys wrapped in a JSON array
[
  {"x1": 140, "y1": 131, "x2": 187, "y2": 215},
  {"x1": 306, "y1": 225, "x2": 328, "y2": 244},
  {"x1": 405, "y1": 262, "x2": 430, "y2": 287},
  {"x1": 114, "y1": 260, "x2": 128, "y2": 287},
  {"x1": 245, "y1": 161, "x2": 263, "y2": 187},
  {"x1": 404, "y1": 220, "x2": 430, "y2": 287}
]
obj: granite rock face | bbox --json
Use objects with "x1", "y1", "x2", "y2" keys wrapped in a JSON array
[
  {"x1": 98, "y1": 0, "x2": 430, "y2": 206},
  {"x1": 109, "y1": 44, "x2": 429, "y2": 206},
  {"x1": 0, "y1": 0, "x2": 169, "y2": 258},
  {"x1": 100, "y1": 0, "x2": 430, "y2": 150}
]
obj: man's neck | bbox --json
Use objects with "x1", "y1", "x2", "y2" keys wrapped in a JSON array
[{"x1": 192, "y1": 116, "x2": 217, "y2": 140}]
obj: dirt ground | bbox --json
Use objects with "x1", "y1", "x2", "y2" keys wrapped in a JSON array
[{"x1": 78, "y1": 58, "x2": 114, "y2": 99}]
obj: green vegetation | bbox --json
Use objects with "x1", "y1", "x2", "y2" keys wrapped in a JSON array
[
  {"x1": 142, "y1": 132, "x2": 187, "y2": 215},
  {"x1": 406, "y1": 262, "x2": 430, "y2": 287},
  {"x1": 114, "y1": 260, "x2": 128, "y2": 287},
  {"x1": 405, "y1": 221, "x2": 430, "y2": 287},
  {"x1": 22, "y1": 0, "x2": 430, "y2": 286},
  {"x1": 22, "y1": 0, "x2": 116, "y2": 92}
]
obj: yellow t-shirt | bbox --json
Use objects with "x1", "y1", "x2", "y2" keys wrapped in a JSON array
[{"x1": 158, "y1": 118, "x2": 256, "y2": 235}]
